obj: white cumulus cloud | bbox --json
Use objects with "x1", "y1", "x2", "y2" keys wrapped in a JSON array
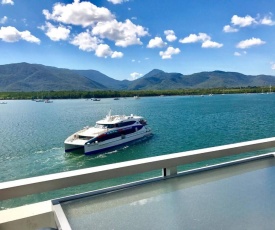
[
  {"x1": 202, "y1": 40, "x2": 223, "y2": 48},
  {"x1": 164, "y1": 30, "x2": 177, "y2": 42},
  {"x1": 260, "y1": 16, "x2": 275, "y2": 26},
  {"x1": 42, "y1": 0, "x2": 114, "y2": 27},
  {"x1": 179, "y1": 33, "x2": 210, "y2": 43},
  {"x1": 0, "y1": 26, "x2": 40, "y2": 44},
  {"x1": 271, "y1": 63, "x2": 275, "y2": 70},
  {"x1": 95, "y1": 44, "x2": 113, "y2": 57},
  {"x1": 111, "y1": 51, "x2": 123, "y2": 58},
  {"x1": 234, "y1": 51, "x2": 247, "y2": 56},
  {"x1": 236, "y1": 37, "x2": 265, "y2": 49},
  {"x1": 20, "y1": 31, "x2": 41, "y2": 43},
  {"x1": 179, "y1": 32, "x2": 222, "y2": 49},
  {"x1": 223, "y1": 25, "x2": 238, "y2": 33},
  {"x1": 159, "y1": 46, "x2": 180, "y2": 59},
  {"x1": 1, "y1": 0, "x2": 14, "y2": 5},
  {"x1": 70, "y1": 31, "x2": 101, "y2": 52},
  {"x1": 224, "y1": 14, "x2": 275, "y2": 32},
  {"x1": 41, "y1": 22, "x2": 70, "y2": 41},
  {"x1": 231, "y1": 15, "x2": 256, "y2": 27},
  {"x1": 42, "y1": 0, "x2": 149, "y2": 58},
  {"x1": 0, "y1": 16, "x2": 7, "y2": 24},
  {"x1": 147, "y1": 37, "x2": 166, "y2": 48},
  {"x1": 107, "y1": 0, "x2": 128, "y2": 4},
  {"x1": 94, "y1": 44, "x2": 123, "y2": 58},
  {"x1": 130, "y1": 72, "x2": 142, "y2": 80},
  {"x1": 92, "y1": 19, "x2": 148, "y2": 47}
]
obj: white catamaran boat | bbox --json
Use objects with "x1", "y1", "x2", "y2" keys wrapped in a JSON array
[{"x1": 64, "y1": 111, "x2": 152, "y2": 155}]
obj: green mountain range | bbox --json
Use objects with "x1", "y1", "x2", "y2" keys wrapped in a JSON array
[
  {"x1": 73, "y1": 69, "x2": 130, "y2": 90},
  {"x1": 0, "y1": 63, "x2": 106, "y2": 92},
  {"x1": 0, "y1": 62, "x2": 275, "y2": 92},
  {"x1": 131, "y1": 69, "x2": 275, "y2": 90}
]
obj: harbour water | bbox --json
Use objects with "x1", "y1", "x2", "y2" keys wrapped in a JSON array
[{"x1": 1, "y1": 93, "x2": 275, "y2": 208}]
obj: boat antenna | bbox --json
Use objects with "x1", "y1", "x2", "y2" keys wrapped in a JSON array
[{"x1": 106, "y1": 109, "x2": 112, "y2": 121}]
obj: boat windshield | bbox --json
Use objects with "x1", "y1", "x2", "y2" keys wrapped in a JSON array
[
  {"x1": 95, "y1": 123, "x2": 115, "y2": 129},
  {"x1": 78, "y1": 135, "x2": 93, "y2": 140}
]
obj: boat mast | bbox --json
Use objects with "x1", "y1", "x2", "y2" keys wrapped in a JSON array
[{"x1": 106, "y1": 109, "x2": 112, "y2": 121}]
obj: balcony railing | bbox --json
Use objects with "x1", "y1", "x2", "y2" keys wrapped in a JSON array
[{"x1": 1, "y1": 137, "x2": 275, "y2": 201}]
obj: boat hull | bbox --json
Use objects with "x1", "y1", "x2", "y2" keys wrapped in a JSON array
[
  {"x1": 64, "y1": 132, "x2": 87, "y2": 153},
  {"x1": 64, "y1": 143, "x2": 84, "y2": 153},
  {"x1": 84, "y1": 129, "x2": 152, "y2": 155}
]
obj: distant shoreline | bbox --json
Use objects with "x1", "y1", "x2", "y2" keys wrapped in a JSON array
[{"x1": 0, "y1": 87, "x2": 273, "y2": 100}]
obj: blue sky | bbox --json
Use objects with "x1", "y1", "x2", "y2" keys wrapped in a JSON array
[{"x1": 1, "y1": 0, "x2": 275, "y2": 80}]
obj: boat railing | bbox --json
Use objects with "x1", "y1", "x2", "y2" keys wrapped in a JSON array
[{"x1": 1, "y1": 137, "x2": 275, "y2": 201}]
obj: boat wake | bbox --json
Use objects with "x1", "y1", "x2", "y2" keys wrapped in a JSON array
[{"x1": 34, "y1": 147, "x2": 63, "y2": 155}]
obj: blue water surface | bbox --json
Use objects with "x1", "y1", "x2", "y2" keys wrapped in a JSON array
[{"x1": 1, "y1": 94, "x2": 275, "y2": 208}]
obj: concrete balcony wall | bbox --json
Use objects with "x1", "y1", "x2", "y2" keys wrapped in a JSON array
[{"x1": 0, "y1": 201, "x2": 57, "y2": 230}]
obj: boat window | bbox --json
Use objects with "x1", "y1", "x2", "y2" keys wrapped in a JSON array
[
  {"x1": 98, "y1": 131, "x2": 121, "y2": 142},
  {"x1": 117, "y1": 121, "x2": 136, "y2": 127},
  {"x1": 120, "y1": 127, "x2": 134, "y2": 135},
  {"x1": 95, "y1": 124, "x2": 116, "y2": 129},
  {"x1": 108, "y1": 131, "x2": 121, "y2": 139},
  {"x1": 94, "y1": 124, "x2": 105, "y2": 129},
  {"x1": 78, "y1": 135, "x2": 93, "y2": 140},
  {"x1": 97, "y1": 134, "x2": 108, "y2": 142},
  {"x1": 86, "y1": 126, "x2": 143, "y2": 144},
  {"x1": 120, "y1": 125, "x2": 143, "y2": 135},
  {"x1": 86, "y1": 137, "x2": 97, "y2": 144}
]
